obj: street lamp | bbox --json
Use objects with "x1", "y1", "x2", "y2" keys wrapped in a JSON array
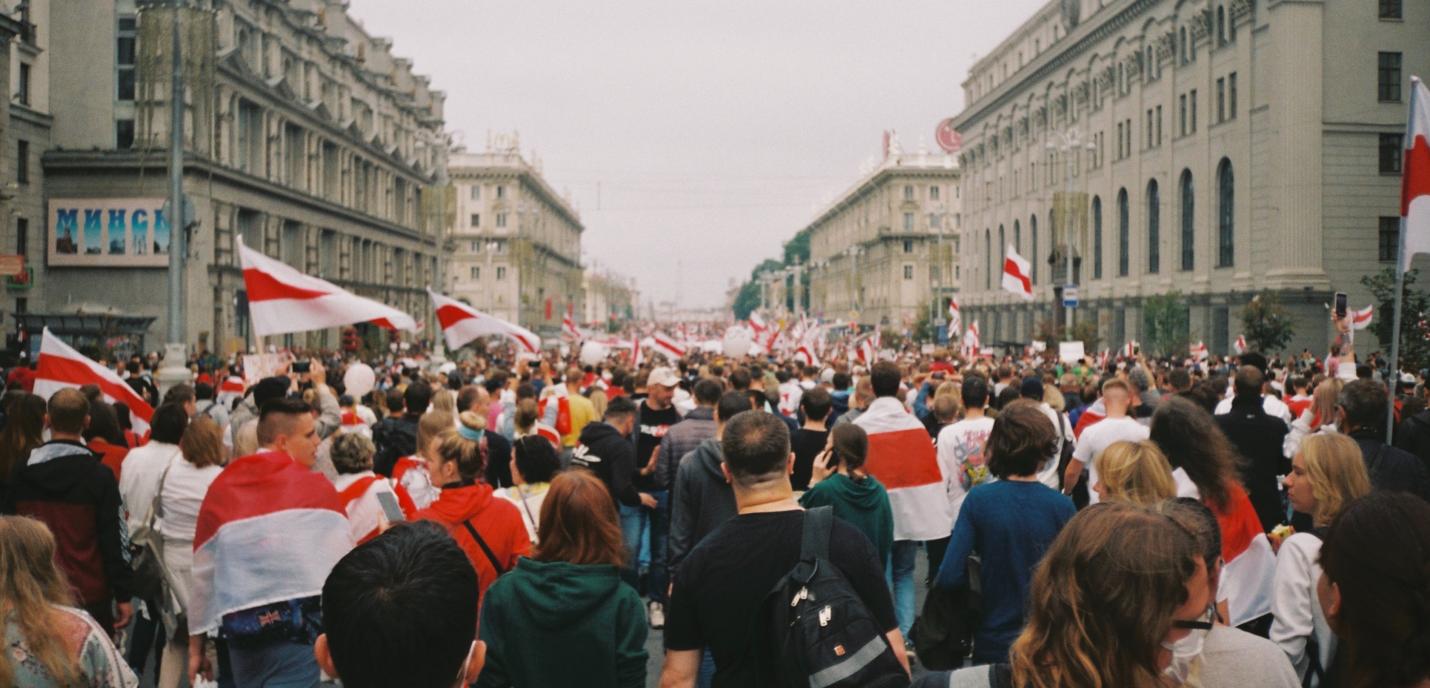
[{"x1": 1045, "y1": 128, "x2": 1097, "y2": 332}]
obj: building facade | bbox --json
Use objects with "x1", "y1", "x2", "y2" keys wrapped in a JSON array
[
  {"x1": 31, "y1": 0, "x2": 447, "y2": 356},
  {"x1": 447, "y1": 137, "x2": 583, "y2": 337},
  {"x1": 952, "y1": 0, "x2": 1429, "y2": 355},
  {"x1": 0, "y1": 2, "x2": 49, "y2": 340},
  {"x1": 806, "y1": 147, "x2": 962, "y2": 328}
]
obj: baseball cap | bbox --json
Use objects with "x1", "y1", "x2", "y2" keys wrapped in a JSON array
[{"x1": 648, "y1": 367, "x2": 681, "y2": 388}]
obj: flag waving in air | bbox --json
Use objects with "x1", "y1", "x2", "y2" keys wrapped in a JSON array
[
  {"x1": 1002, "y1": 245, "x2": 1034, "y2": 301},
  {"x1": 1233, "y1": 335, "x2": 1247, "y2": 355},
  {"x1": 1402, "y1": 76, "x2": 1430, "y2": 271},
  {"x1": 35, "y1": 328, "x2": 154, "y2": 434},
  {"x1": 428, "y1": 289, "x2": 541, "y2": 355},
  {"x1": 1351, "y1": 304, "x2": 1374, "y2": 330},
  {"x1": 947, "y1": 297, "x2": 961, "y2": 337},
  {"x1": 652, "y1": 332, "x2": 686, "y2": 360},
  {"x1": 629, "y1": 331, "x2": 645, "y2": 368},
  {"x1": 562, "y1": 315, "x2": 583, "y2": 342},
  {"x1": 237, "y1": 237, "x2": 416, "y2": 337},
  {"x1": 1191, "y1": 341, "x2": 1209, "y2": 360},
  {"x1": 961, "y1": 320, "x2": 981, "y2": 358}
]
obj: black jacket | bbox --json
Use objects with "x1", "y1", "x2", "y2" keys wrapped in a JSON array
[
  {"x1": 668, "y1": 438, "x2": 737, "y2": 580},
  {"x1": 1216, "y1": 395, "x2": 1291, "y2": 531},
  {"x1": 1, "y1": 441, "x2": 132, "y2": 605},
  {"x1": 572, "y1": 421, "x2": 640, "y2": 508},
  {"x1": 1350, "y1": 429, "x2": 1430, "y2": 502},
  {"x1": 372, "y1": 413, "x2": 420, "y2": 477},
  {"x1": 1394, "y1": 410, "x2": 1430, "y2": 468}
]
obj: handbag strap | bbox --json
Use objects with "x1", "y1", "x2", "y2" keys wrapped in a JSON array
[
  {"x1": 461, "y1": 519, "x2": 506, "y2": 576},
  {"x1": 144, "y1": 450, "x2": 180, "y2": 529},
  {"x1": 514, "y1": 485, "x2": 539, "y2": 540}
]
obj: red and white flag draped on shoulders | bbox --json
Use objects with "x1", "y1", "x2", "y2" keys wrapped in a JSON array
[
  {"x1": 34, "y1": 328, "x2": 154, "y2": 434},
  {"x1": 428, "y1": 289, "x2": 542, "y2": 355},
  {"x1": 237, "y1": 237, "x2": 416, "y2": 337}
]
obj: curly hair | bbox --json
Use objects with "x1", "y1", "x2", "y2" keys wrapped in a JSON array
[{"x1": 331, "y1": 433, "x2": 377, "y2": 475}]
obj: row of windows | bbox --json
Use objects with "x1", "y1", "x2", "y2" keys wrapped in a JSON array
[
  {"x1": 467, "y1": 213, "x2": 510, "y2": 229},
  {"x1": 468, "y1": 266, "x2": 508, "y2": 281},
  {"x1": 902, "y1": 184, "x2": 958, "y2": 202},
  {"x1": 979, "y1": 159, "x2": 1236, "y2": 290}
]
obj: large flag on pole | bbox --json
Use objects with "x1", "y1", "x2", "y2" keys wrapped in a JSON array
[
  {"x1": 629, "y1": 331, "x2": 645, "y2": 368},
  {"x1": 1001, "y1": 245, "x2": 1034, "y2": 301},
  {"x1": 947, "y1": 297, "x2": 961, "y2": 338},
  {"x1": 428, "y1": 289, "x2": 541, "y2": 355},
  {"x1": 35, "y1": 328, "x2": 154, "y2": 434},
  {"x1": 1402, "y1": 76, "x2": 1430, "y2": 271},
  {"x1": 238, "y1": 237, "x2": 416, "y2": 337}
]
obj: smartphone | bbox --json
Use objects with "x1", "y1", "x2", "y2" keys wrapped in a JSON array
[
  {"x1": 375, "y1": 490, "x2": 405, "y2": 523},
  {"x1": 1333, "y1": 292, "x2": 1348, "y2": 320},
  {"x1": 292, "y1": 360, "x2": 312, "y2": 374}
]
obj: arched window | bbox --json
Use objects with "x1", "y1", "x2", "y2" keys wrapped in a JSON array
[
  {"x1": 1217, "y1": 158, "x2": 1235, "y2": 267},
  {"x1": 1030, "y1": 215, "x2": 1039, "y2": 284},
  {"x1": 998, "y1": 225, "x2": 1006, "y2": 278},
  {"x1": 1014, "y1": 220, "x2": 1022, "y2": 254},
  {"x1": 985, "y1": 229, "x2": 992, "y2": 289},
  {"x1": 1092, "y1": 196, "x2": 1103, "y2": 279},
  {"x1": 1146, "y1": 179, "x2": 1160, "y2": 274},
  {"x1": 1180, "y1": 169, "x2": 1194, "y2": 270},
  {"x1": 1117, "y1": 188, "x2": 1130, "y2": 276}
]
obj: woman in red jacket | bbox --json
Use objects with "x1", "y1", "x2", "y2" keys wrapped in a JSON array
[
  {"x1": 84, "y1": 400, "x2": 130, "y2": 481},
  {"x1": 415, "y1": 411, "x2": 530, "y2": 602}
]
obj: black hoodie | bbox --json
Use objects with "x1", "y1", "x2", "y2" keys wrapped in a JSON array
[
  {"x1": 572, "y1": 421, "x2": 641, "y2": 508},
  {"x1": 2, "y1": 440, "x2": 132, "y2": 605},
  {"x1": 668, "y1": 438, "x2": 737, "y2": 580}
]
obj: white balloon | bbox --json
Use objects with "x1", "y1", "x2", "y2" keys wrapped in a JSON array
[
  {"x1": 343, "y1": 363, "x2": 376, "y2": 399},
  {"x1": 580, "y1": 341, "x2": 609, "y2": 367},
  {"x1": 722, "y1": 327, "x2": 753, "y2": 358}
]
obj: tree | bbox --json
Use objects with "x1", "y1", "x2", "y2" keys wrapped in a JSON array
[
  {"x1": 731, "y1": 281, "x2": 762, "y2": 321},
  {"x1": 1362, "y1": 268, "x2": 1430, "y2": 374},
  {"x1": 1240, "y1": 291, "x2": 1296, "y2": 354},
  {"x1": 782, "y1": 229, "x2": 811, "y2": 266},
  {"x1": 1031, "y1": 319, "x2": 1101, "y2": 353},
  {"x1": 1142, "y1": 292, "x2": 1190, "y2": 358}
]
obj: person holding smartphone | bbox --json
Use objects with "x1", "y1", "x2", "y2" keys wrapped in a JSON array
[{"x1": 797, "y1": 423, "x2": 894, "y2": 571}]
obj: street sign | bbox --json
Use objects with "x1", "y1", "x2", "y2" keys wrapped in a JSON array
[
  {"x1": 1063, "y1": 284, "x2": 1079, "y2": 308},
  {"x1": 935, "y1": 119, "x2": 962, "y2": 154}
]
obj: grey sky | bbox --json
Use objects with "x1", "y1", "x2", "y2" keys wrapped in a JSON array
[{"x1": 348, "y1": 0, "x2": 1047, "y2": 310}]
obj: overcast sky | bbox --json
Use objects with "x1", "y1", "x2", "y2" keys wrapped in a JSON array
[{"x1": 348, "y1": 0, "x2": 1047, "y2": 310}]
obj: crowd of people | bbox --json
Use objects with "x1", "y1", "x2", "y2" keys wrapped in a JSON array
[{"x1": 0, "y1": 318, "x2": 1428, "y2": 688}]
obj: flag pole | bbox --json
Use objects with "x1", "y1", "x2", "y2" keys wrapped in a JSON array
[{"x1": 1386, "y1": 75, "x2": 1421, "y2": 441}]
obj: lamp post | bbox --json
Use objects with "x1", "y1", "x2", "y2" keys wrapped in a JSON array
[
  {"x1": 1045, "y1": 128, "x2": 1097, "y2": 334},
  {"x1": 155, "y1": 0, "x2": 189, "y2": 396}
]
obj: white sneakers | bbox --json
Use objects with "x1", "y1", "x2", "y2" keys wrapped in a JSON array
[{"x1": 648, "y1": 601, "x2": 665, "y2": 629}]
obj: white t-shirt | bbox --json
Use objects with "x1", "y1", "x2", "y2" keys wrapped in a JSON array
[
  {"x1": 118, "y1": 442, "x2": 183, "y2": 534},
  {"x1": 777, "y1": 380, "x2": 803, "y2": 417},
  {"x1": 935, "y1": 416, "x2": 996, "y2": 523},
  {"x1": 1071, "y1": 415, "x2": 1151, "y2": 504},
  {"x1": 157, "y1": 457, "x2": 224, "y2": 542},
  {"x1": 1036, "y1": 403, "x2": 1075, "y2": 489}
]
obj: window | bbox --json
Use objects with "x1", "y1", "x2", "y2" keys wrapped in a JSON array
[
  {"x1": 116, "y1": 119, "x2": 135, "y2": 149},
  {"x1": 1380, "y1": 0, "x2": 1402, "y2": 20},
  {"x1": 985, "y1": 229, "x2": 992, "y2": 289},
  {"x1": 16, "y1": 217, "x2": 27, "y2": 256},
  {"x1": 1147, "y1": 109, "x2": 1154, "y2": 148},
  {"x1": 1093, "y1": 196, "x2": 1103, "y2": 279},
  {"x1": 1180, "y1": 169, "x2": 1195, "y2": 271},
  {"x1": 470, "y1": 213, "x2": 480, "y2": 227},
  {"x1": 1379, "y1": 216, "x2": 1399, "y2": 261},
  {"x1": 1229, "y1": 73, "x2": 1238, "y2": 119},
  {"x1": 16, "y1": 140, "x2": 28, "y2": 184},
  {"x1": 117, "y1": 17, "x2": 136, "y2": 102},
  {"x1": 903, "y1": 265, "x2": 914, "y2": 280},
  {"x1": 1156, "y1": 105, "x2": 1163, "y2": 145},
  {"x1": 470, "y1": 266, "x2": 480, "y2": 280},
  {"x1": 1180, "y1": 27, "x2": 1188, "y2": 64},
  {"x1": 903, "y1": 239, "x2": 914, "y2": 253},
  {"x1": 1147, "y1": 180, "x2": 1160, "y2": 274},
  {"x1": 903, "y1": 185, "x2": 914, "y2": 201},
  {"x1": 496, "y1": 213, "x2": 507, "y2": 228},
  {"x1": 930, "y1": 186, "x2": 940, "y2": 201},
  {"x1": 496, "y1": 185, "x2": 505, "y2": 199},
  {"x1": 1190, "y1": 90, "x2": 1198, "y2": 132},
  {"x1": 470, "y1": 186, "x2": 480, "y2": 200},
  {"x1": 1217, "y1": 78, "x2": 1226, "y2": 122},
  {"x1": 1217, "y1": 6, "x2": 1226, "y2": 45},
  {"x1": 1014, "y1": 220, "x2": 1022, "y2": 253},
  {"x1": 929, "y1": 213, "x2": 942, "y2": 229},
  {"x1": 1118, "y1": 189, "x2": 1130, "y2": 276},
  {"x1": 1030, "y1": 215, "x2": 1039, "y2": 284},
  {"x1": 1379, "y1": 52, "x2": 1403, "y2": 102},
  {"x1": 1180, "y1": 94, "x2": 1188, "y2": 136},
  {"x1": 17, "y1": 63, "x2": 31, "y2": 106},
  {"x1": 1381, "y1": 133, "x2": 1403, "y2": 174},
  {"x1": 1217, "y1": 158, "x2": 1235, "y2": 267},
  {"x1": 496, "y1": 266, "x2": 506, "y2": 280}
]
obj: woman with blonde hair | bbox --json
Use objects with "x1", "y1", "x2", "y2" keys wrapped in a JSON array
[
  {"x1": 430, "y1": 388, "x2": 457, "y2": 416},
  {"x1": 1092, "y1": 440, "x2": 1177, "y2": 506},
  {"x1": 1270, "y1": 433, "x2": 1372, "y2": 685},
  {"x1": 1284, "y1": 378, "x2": 1343, "y2": 459},
  {"x1": 0, "y1": 516, "x2": 137, "y2": 687}
]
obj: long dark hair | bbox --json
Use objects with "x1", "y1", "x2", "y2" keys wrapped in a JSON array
[
  {"x1": 1149, "y1": 396, "x2": 1242, "y2": 510},
  {"x1": 0, "y1": 394, "x2": 46, "y2": 481},
  {"x1": 1320, "y1": 492, "x2": 1430, "y2": 688}
]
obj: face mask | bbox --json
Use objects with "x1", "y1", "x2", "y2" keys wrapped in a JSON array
[{"x1": 1161, "y1": 626, "x2": 1206, "y2": 687}]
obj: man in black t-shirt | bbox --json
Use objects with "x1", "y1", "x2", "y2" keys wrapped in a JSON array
[
  {"x1": 633, "y1": 367, "x2": 684, "y2": 628},
  {"x1": 660, "y1": 410, "x2": 908, "y2": 687}
]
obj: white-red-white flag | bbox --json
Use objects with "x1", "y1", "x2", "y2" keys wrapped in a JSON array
[
  {"x1": 1233, "y1": 334, "x2": 1247, "y2": 355},
  {"x1": 652, "y1": 331, "x2": 686, "y2": 360},
  {"x1": 562, "y1": 315, "x2": 583, "y2": 341},
  {"x1": 428, "y1": 289, "x2": 541, "y2": 355},
  {"x1": 629, "y1": 331, "x2": 645, "y2": 368},
  {"x1": 237, "y1": 237, "x2": 416, "y2": 338},
  {"x1": 947, "y1": 297, "x2": 961, "y2": 337},
  {"x1": 1191, "y1": 341, "x2": 1209, "y2": 360},
  {"x1": 1001, "y1": 245, "x2": 1034, "y2": 301},
  {"x1": 748, "y1": 312, "x2": 767, "y2": 336},
  {"x1": 794, "y1": 344, "x2": 821, "y2": 367},
  {"x1": 1402, "y1": 76, "x2": 1430, "y2": 271},
  {"x1": 961, "y1": 320, "x2": 981, "y2": 358},
  {"x1": 1351, "y1": 304, "x2": 1374, "y2": 330},
  {"x1": 1124, "y1": 340, "x2": 1139, "y2": 358},
  {"x1": 35, "y1": 328, "x2": 154, "y2": 434}
]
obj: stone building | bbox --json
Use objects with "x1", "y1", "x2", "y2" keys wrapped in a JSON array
[
  {"x1": 806, "y1": 145, "x2": 962, "y2": 328},
  {"x1": 34, "y1": 0, "x2": 448, "y2": 355},
  {"x1": 447, "y1": 136, "x2": 583, "y2": 336},
  {"x1": 951, "y1": 0, "x2": 1429, "y2": 355}
]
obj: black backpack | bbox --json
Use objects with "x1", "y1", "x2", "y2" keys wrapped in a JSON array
[{"x1": 762, "y1": 507, "x2": 909, "y2": 688}]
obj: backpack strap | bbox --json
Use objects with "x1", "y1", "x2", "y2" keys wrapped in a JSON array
[
  {"x1": 461, "y1": 519, "x2": 506, "y2": 576},
  {"x1": 800, "y1": 506, "x2": 834, "y2": 565}
]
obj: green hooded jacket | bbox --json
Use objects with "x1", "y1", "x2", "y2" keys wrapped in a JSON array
[
  {"x1": 799, "y1": 472, "x2": 895, "y2": 569},
  {"x1": 475, "y1": 557, "x2": 648, "y2": 688}
]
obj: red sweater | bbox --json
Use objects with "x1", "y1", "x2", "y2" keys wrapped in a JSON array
[{"x1": 415, "y1": 482, "x2": 530, "y2": 602}]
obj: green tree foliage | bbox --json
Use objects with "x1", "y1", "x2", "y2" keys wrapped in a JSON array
[
  {"x1": 782, "y1": 229, "x2": 811, "y2": 266},
  {"x1": 1240, "y1": 292, "x2": 1296, "y2": 354},
  {"x1": 1362, "y1": 268, "x2": 1430, "y2": 373},
  {"x1": 1142, "y1": 292, "x2": 1190, "y2": 358},
  {"x1": 732, "y1": 281, "x2": 762, "y2": 320}
]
